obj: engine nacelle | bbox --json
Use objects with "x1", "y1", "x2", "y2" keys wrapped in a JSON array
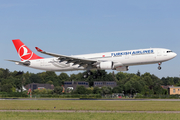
[
  {"x1": 97, "y1": 61, "x2": 113, "y2": 70},
  {"x1": 23, "y1": 61, "x2": 31, "y2": 66},
  {"x1": 116, "y1": 66, "x2": 129, "y2": 71}
]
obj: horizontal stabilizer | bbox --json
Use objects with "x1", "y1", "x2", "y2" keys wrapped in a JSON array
[{"x1": 6, "y1": 59, "x2": 30, "y2": 66}]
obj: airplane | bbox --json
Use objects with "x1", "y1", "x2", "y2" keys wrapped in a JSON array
[{"x1": 7, "y1": 39, "x2": 177, "y2": 78}]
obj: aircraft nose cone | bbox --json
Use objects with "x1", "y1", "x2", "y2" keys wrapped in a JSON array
[
  {"x1": 174, "y1": 52, "x2": 177, "y2": 56},
  {"x1": 173, "y1": 52, "x2": 177, "y2": 58}
]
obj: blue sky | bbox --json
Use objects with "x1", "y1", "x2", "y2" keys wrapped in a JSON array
[{"x1": 0, "y1": 0, "x2": 180, "y2": 78}]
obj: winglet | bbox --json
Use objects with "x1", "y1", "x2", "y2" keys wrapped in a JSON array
[{"x1": 35, "y1": 47, "x2": 43, "y2": 52}]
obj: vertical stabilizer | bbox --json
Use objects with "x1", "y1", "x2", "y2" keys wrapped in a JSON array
[{"x1": 12, "y1": 39, "x2": 43, "y2": 61}]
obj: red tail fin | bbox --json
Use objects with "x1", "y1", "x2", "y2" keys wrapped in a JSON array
[{"x1": 12, "y1": 39, "x2": 43, "y2": 61}]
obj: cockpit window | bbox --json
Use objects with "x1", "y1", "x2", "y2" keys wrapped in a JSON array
[{"x1": 167, "y1": 51, "x2": 173, "y2": 53}]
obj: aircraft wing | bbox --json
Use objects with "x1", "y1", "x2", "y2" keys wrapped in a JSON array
[{"x1": 35, "y1": 47, "x2": 97, "y2": 66}]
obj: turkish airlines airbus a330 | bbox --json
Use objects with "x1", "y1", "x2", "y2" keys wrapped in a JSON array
[{"x1": 8, "y1": 39, "x2": 177, "y2": 77}]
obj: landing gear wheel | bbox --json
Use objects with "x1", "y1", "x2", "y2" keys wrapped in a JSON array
[
  {"x1": 158, "y1": 66, "x2": 161, "y2": 70},
  {"x1": 158, "y1": 62, "x2": 162, "y2": 70},
  {"x1": 87, "y1": 71, "x2": 92, "y2": 76},
  {"x1": 83, "y1": 74, "x2": 88, "y2": 78}
]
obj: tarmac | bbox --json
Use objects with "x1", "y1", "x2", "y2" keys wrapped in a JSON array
[
  {"x1": 1, "y1": 98, "x2": 180, "y2": 101},
  {"x1": 0, "y1": 110, "x2": 180, "y2": 113}
]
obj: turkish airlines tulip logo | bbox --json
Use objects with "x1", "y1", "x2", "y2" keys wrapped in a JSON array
[{"x1": 18, "y1": 45, "x2": 33, "y2": 61}]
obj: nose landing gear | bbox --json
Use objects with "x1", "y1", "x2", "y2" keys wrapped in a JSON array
[{"x1": 158, "y1": 62, "x2": 162, "y2": 70}]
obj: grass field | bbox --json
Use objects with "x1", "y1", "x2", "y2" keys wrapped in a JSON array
[
  {"x1": 0, "y1": 112, "x2": 180, "y2": 120},
  {"x1": 1, "y1": 100, "x2": 180, "y2": 120},
  {"x1": 0, "y1": 100, "x2": 180, "y2": 111}
]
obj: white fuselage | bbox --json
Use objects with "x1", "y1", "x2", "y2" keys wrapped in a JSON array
[{"x1": 20, "y1": 48, "x2": 176, "y2": 71}]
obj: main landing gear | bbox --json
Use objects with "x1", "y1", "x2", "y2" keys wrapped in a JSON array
[
  {"x1": 83, "y1": 70, "x2": 101, "y2": 78},
  {"x1": 158, "y1": 62, "x2": 162, "y2": 70},
  {"x1": 83, "y1": 70, "x2": 92, "y2": 78}
]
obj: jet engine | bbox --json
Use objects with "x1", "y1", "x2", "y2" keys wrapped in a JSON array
[
  {"x1": 116, "y1": 66, "x2": 129, "y2": 71},
  {"x1": 96, "y1": 61, "x2": 113, "y2": 70}
]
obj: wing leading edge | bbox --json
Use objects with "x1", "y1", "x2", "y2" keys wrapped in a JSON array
[{"x1": 35, "y1": 47, "x2": 97, "y2": 67}]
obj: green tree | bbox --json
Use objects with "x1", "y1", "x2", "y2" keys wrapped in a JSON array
[
  {"x1": 29, "y1": 73, "x2": 43, "y2": 83},
  {"x1": 46, "y1": 81, "x2": 53, "y2": 84},
  {"x1": 24, "y1": 71, "x2": 31, "y2": 85},
  {"x1": 3, "y1": 68, "x2": 10, "y2": 79},
  {"x1": 74, "y1": 86, "x2": 87, "y2": 94},
  {"x1": 112, "y1": 86, "x2": 122, "y2": 93},
  {"x1": 70, "y1": 74, "x2": 76, "y2": 81},
  {"x1": 53, "y1": 86, "x2": 63, "y2": 94},
  {"x1": 45, "y1": 71, "x2": 58, "y2": 86},
  {"x1": 14, "y1": 78, "x2": 22, "y2": 92},
  {"x1": 1, "y1": 84, "x2": 13, "y2": 92},
  {"x1": 75, "y1": 73, "x2": 84, "y2": 81},
  {"x1": 93, "y1": 86, "x2": 101, "y2": 94},
  {"x1": 123, "y1": 74, "x2": 143, "y2": 95},
  {"x1": 124, "y1": 81, "x2": 132, "y2": 94},
  {"x1": 86, "y1": 87, "x2": 93, "y2": 94},
  {"x1": 33, "y1": 88, "x2": 53, "y2": 94},
  {"x1": 116, "y1": 72, "x2": 127, "y2": 81},
  {"x1": 101, "y1": 86, "x2": 112, "y2": 95},
  {"x1": 141, "y1": 73, "x2": 153, "y2": 89},
  {"x1": 58, "y1": 73, "x2": 69, "y2": 81},
  {"x1": 0, "y1": 68, "x2": 4, "y2": 78},
  {"x1": 173, "y1": 77, "x2": 180, "y2": 85}
]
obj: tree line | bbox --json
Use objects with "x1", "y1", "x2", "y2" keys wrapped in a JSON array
[{"x1": 0, "y1": 68, "x2": 179, "y2": 95}]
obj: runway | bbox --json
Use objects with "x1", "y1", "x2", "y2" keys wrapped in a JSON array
[
  {"x1": 1, "y1": 98, "x2": 180, "y2": 101},
  {"x1": 0, "y1": 110, "x2": 180, "y2": 113}
]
